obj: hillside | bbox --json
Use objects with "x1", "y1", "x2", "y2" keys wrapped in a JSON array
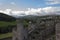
[
  {"x1": 0, "y1": 13, "x2": 16, "y2": 22},
  {"x1": 0, "y1": 12, "x2": 16, "y2": 34}
]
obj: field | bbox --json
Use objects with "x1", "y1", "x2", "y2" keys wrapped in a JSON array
[
  {"x1": 0, "y1": 21, "x2": 16, "y2": 39},
  {"x1": 0, "y1": 32, "x2": 12, "y2": 39}
]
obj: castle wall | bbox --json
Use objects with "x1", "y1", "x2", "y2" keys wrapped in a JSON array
[
  {"x1": 12, "y1": 16, "x2": 60, "y2": 40},
  {"x1": 12, "y1": 19, "x2": 28, "y2": 40},
  {"x1": 12, "y1": 27, "x2": 17, "y2": 40},
  {"x1": 56, "y1": 23, "x2": 60, "y2": 40}
]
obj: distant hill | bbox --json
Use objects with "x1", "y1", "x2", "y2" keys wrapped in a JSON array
[{"x1": 0, "y1": 13, "x2": 16, "y2": 22}]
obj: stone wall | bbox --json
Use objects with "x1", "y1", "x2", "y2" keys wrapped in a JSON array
[{"x1": 13, "y1": 15, "x2": 60, "y2": 40}]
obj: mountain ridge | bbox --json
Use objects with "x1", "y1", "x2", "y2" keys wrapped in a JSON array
[{"x1": 0, "y1": 13, "x2": 16, "y2": 22}]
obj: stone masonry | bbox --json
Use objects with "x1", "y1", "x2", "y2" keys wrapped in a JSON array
[{"x1": 12, "y1": 15, "x2": 60, "y2": 40}]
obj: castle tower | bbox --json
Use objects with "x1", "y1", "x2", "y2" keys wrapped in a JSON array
[
  {"x1": 56, "y1": 23, "x2": 60, "y2": 40},
  {"x1": 12, "y1": 18, "x2": 28, "y2": 40}
]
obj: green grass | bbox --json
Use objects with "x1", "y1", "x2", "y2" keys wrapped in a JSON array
[
  {"x1": 0, "y1": 21, "x2": 16, "y2": 39},
  {"x1": 0, "y1": 32, "x2": 12, "y2": 39},
  {"x1": 0, "y1": 21, "x2": 16, "y2": 27}
]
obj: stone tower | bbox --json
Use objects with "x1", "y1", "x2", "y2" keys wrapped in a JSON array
[
  {"x1": 56, "y1": 23, "x2": 60, "y2": 40},
  {"x1": 12, "y1": 18, "x2": 28, "y2": 40}
]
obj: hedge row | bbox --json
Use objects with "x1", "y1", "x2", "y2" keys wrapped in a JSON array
[{"x1": 0, "y1": 25, "x2": 16, "y2": 34}]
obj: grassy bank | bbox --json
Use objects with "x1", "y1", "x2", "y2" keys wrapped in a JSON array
[
  {"x1": 0, "y1": 21, "x2": 16, "y2": 33},
  {"x1": 0, "y1": 21, "x2": 16, "y2": 27},
  {"x1": 0, "y1": 32, "x2": 12, "y2": 39},
  {"x1": 0, "y1": 21, "x2": 16, "y2": 39}
]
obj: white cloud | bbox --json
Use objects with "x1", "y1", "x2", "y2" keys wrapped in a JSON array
[
  {"x1": 0, "y1": 9, "x2": 12, "y2": 15},
  {"x1": 46, "y1": 0, "x2": 60, "y2": 5},
  {"x1": 0, "y1": 7, "x2": 60, "y2": 18},
  {"x1": 0, "y1": 10, "x2": 4, "y2": 13},
  {"x1": 4, "y1": 9, "x2": 12, "y2": 15}
]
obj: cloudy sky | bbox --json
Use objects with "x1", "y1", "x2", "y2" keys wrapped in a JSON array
[
  {"x1": 0, "y1": 0, "x2": 60, "y2": 10},
  {"x1": 0, "y1": 0, "x2": 60, "y2": 17}
]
